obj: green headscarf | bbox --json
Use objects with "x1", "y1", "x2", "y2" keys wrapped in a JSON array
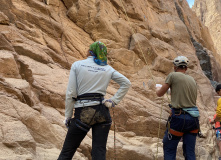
[{"x1": 89, "y1": 41, "x2": 107, "y2": 66}]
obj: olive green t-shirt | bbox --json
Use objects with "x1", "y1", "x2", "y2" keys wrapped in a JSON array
[{"x1": 165, "y1": 72, "x2": 197, "y2": 108}]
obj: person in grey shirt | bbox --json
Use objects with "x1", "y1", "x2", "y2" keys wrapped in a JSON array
[{"x1": 58, "y1": 41, "x2": 131, "y2": 160}]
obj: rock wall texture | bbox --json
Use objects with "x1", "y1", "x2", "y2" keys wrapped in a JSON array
[
  {"x1": 193, "y1": 0, "x2": 221, "y2": 65},
  {"x1": 0, "y1": 0, "x2": 221, "y2": 159}
]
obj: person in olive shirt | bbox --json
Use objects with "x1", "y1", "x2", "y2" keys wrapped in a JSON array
[{"x1": 156, "y1": 56, "x2": 199, "y2": 160}]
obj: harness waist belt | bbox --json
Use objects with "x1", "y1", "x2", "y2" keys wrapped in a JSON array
[
  {"x1": 172, "y1": 107, "x2": 199, "y2": 117},
  {"x1": 73, "y1": 93, "x2": 104, "y2": 101},
  {"x1": 173, "y1": 108, "x2": 186, "y2": 115}
]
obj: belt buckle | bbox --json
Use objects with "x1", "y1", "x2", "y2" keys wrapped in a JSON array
[
  {"x1": 174, "y1": 109, "x2": 182, "y2": 116},
  {"x1": 79, "y1": 100, "x2": 85, "y2": 107}
]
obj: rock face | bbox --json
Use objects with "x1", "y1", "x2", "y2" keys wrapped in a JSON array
[
  {"x1": 193, "y1": 0, "x2": 221, "y2": 65},
  {"x1": 0, "y1": 0, "x2": 221, "y2": 159}
]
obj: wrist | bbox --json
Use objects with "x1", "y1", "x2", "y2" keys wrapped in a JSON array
[{"x1": 65, "y1": 117, "x2": 71, "y2": 121}]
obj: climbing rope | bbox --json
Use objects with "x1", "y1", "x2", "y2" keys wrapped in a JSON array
[
  {"x1": 139, "y1": 1, "x2": 219, "y2": 158},
  {"x1": 44, "y1": 2, "x2": 120, "y2": 159},
  {"x1": 36, "y1": 0, "x2": 218, "y2": 159},
  {"x1": 42, "y1": 0, "x2": 216, "y2": 159},
  {"x1": 42, "y1": 1, "x2": 70, "y2": 69},
  {"x1": 118, "y1": 0, "x2": 171, "y2": 159},
  {"x1": 111, "y1": 107, "x2": 117, "y2": 160},
  {"x1": 181, "y1": 5, "x2": 219, "y2": 156},
  {"x1": 46, "y1": 0, "x2": 219, "y2": 159}
]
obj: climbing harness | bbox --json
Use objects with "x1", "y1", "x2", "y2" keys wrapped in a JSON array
[
  {"x1": 75, "y1": 119, "x2": 91, "y2": 132},
  {"x1": 117, "y1": 0, "x2": 207, "y2": 153},
  {"x1": 181, "y1": 0, "x2": 219, "y2": 150},
  {"x1": 72, "y1": 93, "x2": 104, "y2": 104},
  {"x1": 167, "y1": 105, "x2": 204, "y2": 138},
  {"x1": 168, "y1": 128, "x2": 199, "y2": 138},
  {"x1": 72, "y1": 93, "x2": 112, "y2": 134},
  {"x1": 43, "y1": 2, "x2": 119, "y2": 159},
  {"x1": 166, "y1": 108, "x2": 200, "y2": 140},
  {"x1": 18, "y1": 0, "x2": 216, "y2": 159}
]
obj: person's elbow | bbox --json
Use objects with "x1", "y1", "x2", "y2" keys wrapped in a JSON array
[
  {"x1": 124, "y1": 79, "x2": 131, "y2": 88},
  {"x1": 127, "y1": 80, "x2": 131, "y2": 87},
  {"x1": 156, "y1": 90, "x2": 164, "y2": 97}
]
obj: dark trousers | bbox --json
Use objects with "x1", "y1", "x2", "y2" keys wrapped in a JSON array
[
  {"x1": 163, "y1": 109, "x2": 199, "y2": 160},
  {"x1": 58, "y1": 104, "x2": 112, "y2": 160}
]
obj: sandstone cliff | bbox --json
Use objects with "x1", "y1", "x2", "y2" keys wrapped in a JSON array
[
  {"x1": 193, "y1": 0, "x2": 221, "y2": 65},
  {"x1": 0, "y1": 0, "x2": 221, "y2": 159}
]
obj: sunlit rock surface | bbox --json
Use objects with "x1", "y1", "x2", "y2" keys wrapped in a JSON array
[{"x1": 0, "y1": 0, "x2": 221, "y2": 159}]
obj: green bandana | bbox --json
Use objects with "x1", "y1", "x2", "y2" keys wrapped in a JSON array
[{"x1": 89, "y1": 41, "x2": 107, "y2": 66}]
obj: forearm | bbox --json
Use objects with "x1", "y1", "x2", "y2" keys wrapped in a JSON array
[
  {"x1": 156, "y1": 83, "x2": 170, "y2": 97},
  {"x1": 111, "y1": 71, "x2": 131, "y2": 104},
  {"x1": 110, "y1": 82, "x2": 131, "y2": 104},
  {"x1": 65, "y1": 97, "x2": 75, "y2": 118},
  {"x1": 65, "y1": 64, "x2": 77, "y2": 118}
]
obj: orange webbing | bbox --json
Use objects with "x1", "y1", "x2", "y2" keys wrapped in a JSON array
[
  {"x1": 169, "y1": 129, "x2": 184, "y2": 137},
  {"x1": 169, "y1": 128, "x2": 199, "y2": 136},
  {"x1": 190, "y1": 129, "x2": 199, "y2": 134}
]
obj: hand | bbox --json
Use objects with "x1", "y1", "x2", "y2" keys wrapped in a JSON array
[
  {"x1": 102, "y1": 99, "x2": 115, "y2": 108},
  {"x1": 64, "y1": 117, "x2": 71, "y2": 128},
  {"x1": 209, "y1": 118, "x2": 215, "y2": 124}
]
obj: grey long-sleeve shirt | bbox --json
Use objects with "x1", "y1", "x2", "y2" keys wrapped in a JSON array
[{"x1": 65, "y1": 56, "x2": 131, "y2": 118}]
